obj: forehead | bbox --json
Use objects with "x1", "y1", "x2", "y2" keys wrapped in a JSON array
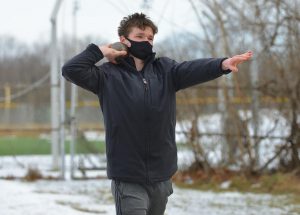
[{"x1": 129, "y1": 26, "x2": 154, "y2": 37}]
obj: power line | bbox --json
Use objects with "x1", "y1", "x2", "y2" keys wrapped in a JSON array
[
  {"x1": 104, "y1": 0, "x2": 128, "y2": 14},
  {"x1": 0, "y1": 72, "x2": 50, "y2": 102},
  {"x1": 155, "y1": 0, "x2": 171, "y2": 25}
]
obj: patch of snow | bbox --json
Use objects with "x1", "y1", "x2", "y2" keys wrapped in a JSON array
[
  {"x1": 0, "y1": 179, "x2": 299, "y2": 215},
  {"x1": 83, "y1": 131, "x2": 105, "y2": 142},
  {"x1": 0, "y1": 155, "x2": 107, "y2": 179},
  {"x1": 0, "y1": 179, "x2": 114, "y2": 215},
  {"x1": 220, "y1": 180, "x2": 231, "y2": 189},
  {"x1": 167, "y1": 188, "x2": 299, "y2": 215}
]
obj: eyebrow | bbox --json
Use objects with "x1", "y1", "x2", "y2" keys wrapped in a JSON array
[{"x1": 136, "y1": 32, "x2": 154, "y2": 38}]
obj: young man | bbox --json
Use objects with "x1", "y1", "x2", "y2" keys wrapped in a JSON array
[{"x1": 62, "y1": 13, "x2": 252, "y2": 215}]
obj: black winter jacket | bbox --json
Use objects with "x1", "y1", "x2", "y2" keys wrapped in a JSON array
[{"x1": 62, "y1": 43, "x2": 231, "y2": 183}]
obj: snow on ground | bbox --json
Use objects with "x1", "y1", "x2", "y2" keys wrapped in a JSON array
[
  {"x1": 0, "y1": 179, "x2": 114, "y2": 215},
  {"x1": 0, "y1": 155, "x2": 300, "y2": 215},
  {"x1": 0, "y1": 152, "x2": 194, "y2": 179},
  {"x1": 1, "y1": 178, "x2": 299, "y2": 215}
]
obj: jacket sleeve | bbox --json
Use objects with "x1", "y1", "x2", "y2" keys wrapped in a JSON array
[
  {"x1": 169, "y1": 57, "x2": 231, "y2": 91},
  {"x1": 62, "y1": 43, "x2": 104, "y2": 95}
]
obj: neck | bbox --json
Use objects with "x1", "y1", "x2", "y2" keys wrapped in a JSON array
[{"x1": 132, "y1": 55, "x2": 144, "y2": 72}]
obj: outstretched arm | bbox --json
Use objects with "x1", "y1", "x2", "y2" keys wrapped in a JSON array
[{"x1": 170, "y1": 51, "x2": 253, "y2": 91}]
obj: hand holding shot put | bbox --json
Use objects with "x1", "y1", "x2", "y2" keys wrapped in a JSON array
[
  {"x1": 62, "y1": 13, "x2": 253, "y2": 215},
  {"x1": 99, "y1": 43, "x2": 127, "y2": 64}
]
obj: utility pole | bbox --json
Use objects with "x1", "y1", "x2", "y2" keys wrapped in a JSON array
[
  {"x1": 70, "y1": 0, "x2": 79, "y2": 179},
  {"x1": 50, "y1": 0, "x2": 63, "y2": 170},
  {"x1": 59, "y1": 14, "x2": 67, "y2": 179},
  {"x1": 59, "y1": 51, "x2": 66, "y2": 179}
]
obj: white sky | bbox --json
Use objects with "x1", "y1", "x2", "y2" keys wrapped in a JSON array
[{"x1": 0, "y1": 0, "x2": 200, "y2": 45}]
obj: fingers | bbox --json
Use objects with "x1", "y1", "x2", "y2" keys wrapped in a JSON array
[
  {"x1": 107, "y1": 50, "x2": 127, "y2": 64},
  {"x1": 234, "y1": 56, "x2": 249, "y2": 61},
  {"x1": 235, "y1": 54, "x2": 251, "y2": 59},
  {"x1": 123, "y1": 40, "x2": 131, "y2": 47},
  {"x1": 231, "y1": 57, "x2": 249, "y2": 65},
  {"x1": 110, "y1": 49, "x2": 127, "y2": 57},
  {"x1": 116, "y1": 50, "x2": 127, "y2": 56},
  {"x1": 237, "y1": 51, "x2": 253, "y2": 58},
  {"x1": 232, "y1": 52, "x2": 253, "y2": 63}
]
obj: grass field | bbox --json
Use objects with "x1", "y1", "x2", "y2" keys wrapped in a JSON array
[{"x1": 0, "y1": 136, "x2": 105, "y2": 156}]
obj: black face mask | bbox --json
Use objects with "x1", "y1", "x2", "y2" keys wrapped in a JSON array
[{"x1": 126, "y1": 38, "x2": 153, "y2": 60}]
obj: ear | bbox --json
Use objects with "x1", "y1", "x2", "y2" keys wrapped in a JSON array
[{"x1": 120, "y1": 36, "x2": 131, "y2": 47}]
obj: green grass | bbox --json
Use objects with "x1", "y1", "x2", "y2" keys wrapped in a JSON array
[{"x1": 0, "y1": 136, "x2": 105, "y2": 156}]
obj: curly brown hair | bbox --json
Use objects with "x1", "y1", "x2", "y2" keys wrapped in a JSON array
[{"x1": 118, "y1": 13, "x2": 158, "y2": 37}]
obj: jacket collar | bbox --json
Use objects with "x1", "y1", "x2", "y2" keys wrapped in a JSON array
[{"x1": 118, "y1": 53, "x2": 156, "y2": 73}]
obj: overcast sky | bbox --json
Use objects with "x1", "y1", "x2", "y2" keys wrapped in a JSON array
[{"x1": 0, "y1": 0, "x2": 200, "y2": 45}]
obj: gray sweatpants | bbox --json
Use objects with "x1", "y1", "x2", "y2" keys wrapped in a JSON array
[{"x1": 111, "y1": 179, "x2": 173, "y2": 215}]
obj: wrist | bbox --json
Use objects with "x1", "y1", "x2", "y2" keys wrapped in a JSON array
[
  {"x1": 99, "y1": 45, "x2": 109, "y2": 57},
  {"x1": 222, "y1": 58, "x2": 230, "y2": 70}
]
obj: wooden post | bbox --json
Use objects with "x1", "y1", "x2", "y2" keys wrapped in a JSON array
[{"x1": 4, "y1": 83, "x2": 11, "y2": 109}]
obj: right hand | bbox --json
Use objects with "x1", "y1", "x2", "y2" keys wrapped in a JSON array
[
  {"x1": 222, "y1": 51, "x2": 253, "y2": 72},
  {"x1": 99, "y1": 45, "x2": 127, "y2": 64}
]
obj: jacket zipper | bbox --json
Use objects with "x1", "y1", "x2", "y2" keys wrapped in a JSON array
[
  {"x1": 140, "y1": 73, "x2": 150, "y2": 183},
  {"x1": 142, "y1": 78, "x2": 148, "y2": 91}
]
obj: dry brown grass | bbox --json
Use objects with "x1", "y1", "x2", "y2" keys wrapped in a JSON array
[{"x1": 173, "y1": 168, "x2": 300, "y2": 195}]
